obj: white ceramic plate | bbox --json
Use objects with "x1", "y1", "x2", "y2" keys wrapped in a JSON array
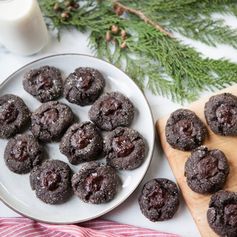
[{"x1": 0, "y1": 54, "x2": 154, "y2": 224}]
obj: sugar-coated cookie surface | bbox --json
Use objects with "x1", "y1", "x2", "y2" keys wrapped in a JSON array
[
  {"x1": 4, "y1": 134, "x2": 44, "y2": 174},
  {"x1": 0, "y1": 94, "x2": 30, "y2": 138},
  {"x1": 72, "y1": 162, "x2": 120, "y2": 204},
  {"x1": 64, "y1": 67, "x2": 105, "y2": 106},
  {"x1": 165, "y1": 109, "x2": 207, "y2": 151},
  {"x1": 185, "y1": 146, "x2": 229, "y2": 194},
  {"x1": 138, "y1": 178, "x2": 180, "y2": 222},
  {"x1": 30, "y1": 160, "x2": 73, "y2": 204},
  {"x1": 31, "y1": 101, "x2": 74, "y2": 142},
  {"x1": 60, "y1": 121, "x2": 103, "y2": 165},
  {"x1": 104, "y1": 127, "x2": 146, "y2": 170},
  {"x1": 89, "y1": 91, "x2": 134, "y2": 131},
  {"x1": 23, "y1": 66, "x2": 63, "y2": 102},
  {"x1": 207, "y1": 190, "x2": 237, "y2": 237},
  {"x1": 205, "y1": 93, "x2": 237, "y2": 136}
]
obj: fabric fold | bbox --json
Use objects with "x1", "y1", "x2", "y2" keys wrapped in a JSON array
[{"x1": 0, "y1": 217, "x2": 179, "y2": 237}]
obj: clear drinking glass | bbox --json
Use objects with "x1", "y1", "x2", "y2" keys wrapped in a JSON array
[{"x1": 0, "y1": 0, "x2": 48, "y2": 55}]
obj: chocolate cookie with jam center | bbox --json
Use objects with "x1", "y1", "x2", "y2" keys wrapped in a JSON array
[
  {"x1": 4, "y1": 134, "x2": 44, "y2": 174},
  {"x1": 64, "y1": 67, "x2": 105, "y2": 106},
  {"x1": 60, "y1": 121, "x2": 103, "y2": 165},
  {"x1": 104, "y1": 127, "x2": 146, "y2": 170},
  {"x1": 0, "y1": 94, "x2": 30, "y2": 138},
  {"x1": 185, "y1": 146, "x2": 229, "y2": 194},
  {"x1": 205, "y1": 93, "x2": 237, "y2": 136},
  {"x1": 31, "y1": 101, "x2": 74, "y2": 142},
  {"x1": 138, "y1": 178, "x2": 180, "y2": 222},
  {"x1": 165, "y1": 109, "x2": 207, "y2": 151},
  {"x1": 71, "y1": 162, "x2": 120, "y2": 204},
  {"x1": 207, "y1": 190, "x2": 237, "y2": 237},
  {"x1": 30, "y1": 160, "x2": 73, "y2": 204},
  {"x1": 89, "y1": 91, "x2": 134, "y2": 131},
  {"x1": 23, "y1": 66, "x2": 63, "y2": 102}
]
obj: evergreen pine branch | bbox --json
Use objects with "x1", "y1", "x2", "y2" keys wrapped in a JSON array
[
  {"x1": 120, "y1": 0, "x2": 237, "y2": 48},
  {"x1": 169, "y1": 18, "x2": 237, "y2": 48},
  {"x1": 39, "y1": 0, "x2": 237, "y2": 103}
]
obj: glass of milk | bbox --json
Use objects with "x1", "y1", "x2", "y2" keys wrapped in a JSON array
[{"x1": 0, "y1": 0, "x2": 48, "y2": 56}]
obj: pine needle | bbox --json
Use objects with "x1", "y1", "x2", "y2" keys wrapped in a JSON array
[{"x1": 39, "y1": 0, "x2": 237, "y2": 103}]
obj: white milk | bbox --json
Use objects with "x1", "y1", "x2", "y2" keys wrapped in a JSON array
[{"x1": 0, "y1": 0, "x2": 48, "y2": 55}]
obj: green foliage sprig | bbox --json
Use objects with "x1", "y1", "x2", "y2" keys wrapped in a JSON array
[{"x1": 40, "y1": 0, "x2": 237, "y2": 103}]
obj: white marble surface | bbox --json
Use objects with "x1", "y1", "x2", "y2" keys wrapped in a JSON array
[{"x1": 1, "y1": 16, "x2": 237, "y2": 236}]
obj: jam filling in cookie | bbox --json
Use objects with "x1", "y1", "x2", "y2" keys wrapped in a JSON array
[
  {"x1": 31, "y1": 101, "x2": 74, "y2": 142},
  {"x1": 89, "y1": 92, "x2": 134, "y2": 131},
  {"x1": 205, "y1": 93, "x2": 237, "y2": 136},
  {"x1": 165, "y1": 109, "x2": 207, "y2": 151},
  {"x1": 138, "y1": 178, "x2": 180, "y2": 222},
  {"x1": 0, "y1": 94, "x2": 30, "y2": 138},
  {"x1": 207, "y1": 190, "x2": 237, "y2": 237},
  {"x1": 23, "y1": 66, "x2": 63, "y2": 102},
  {"x1": 185, "y1": 146, "x2": 229, "y2": 194},
  {"x1": 72, "y1": 162, "x2": 120, "y2": 204},
  {"x1": 104, "y1": 127, "x2": 146, "y2": 170},
  {"x1": 60, "y1": 122, "x2": 103, "y2": 165},
  {"x1": 4, "y1": 134, "x2": 44, "y2": 174},
  {"x1": 30, "y1": 160, "x2": 73, "y2": 204},
  {"x1": 64, "y1": 67, "x2": 105, "y2": 106}
]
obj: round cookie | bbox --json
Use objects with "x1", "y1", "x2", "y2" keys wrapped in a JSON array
[
  {"x1": 0, "y1": 94, "x2": 30, "y2": 138},
  {"x1": 185, "y1": 146, "x2": 229, "y2": 194},
  {"x1": 104, "y1": 127, "x2": 146, "y2": 170},
  {"x1": 165, "y1": 109, "x2": 207, "y2": 151},
  {"x1": 205, "y1": 93, "x2": 237, "y2": 136},
  {"x1": 60, "y1": 121, "x2": 103, "y2": 165},
  {"x1": 23, "y1": 66, "x2": 63, "y2": 102},
  {"x1": 71, "y1": 162, "x2": 120, "y2": 204},
  {"x1": 138, "y1": 178, "x2": 180, "y2": 222},
  {"x1": 30, "y1": 160, "x2": 73, "y2": 204},
  {"x1": 64, "y1": 67, "x2": 105, "y2": 106},
  {"x1": 31, "y1": 101, "x2": 74, "y2": 142},
  {"x1": 207, "y1": 190, "x2": 237, "y2": 237},
  {"x1": 89, "y1": 91, "x2": 134, "y2": 131},
  {"x1": 4, "y1": 134, "x2": 44, "y2": 174}
]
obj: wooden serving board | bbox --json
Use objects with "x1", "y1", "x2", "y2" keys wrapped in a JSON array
[{"x1": 156, "y1": 85, "x2": 237, "y2": 237}]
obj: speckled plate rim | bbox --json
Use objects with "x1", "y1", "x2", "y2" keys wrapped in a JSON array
[{"x1": 0, "y1": 53, "x2": 155, "y2": 224}]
